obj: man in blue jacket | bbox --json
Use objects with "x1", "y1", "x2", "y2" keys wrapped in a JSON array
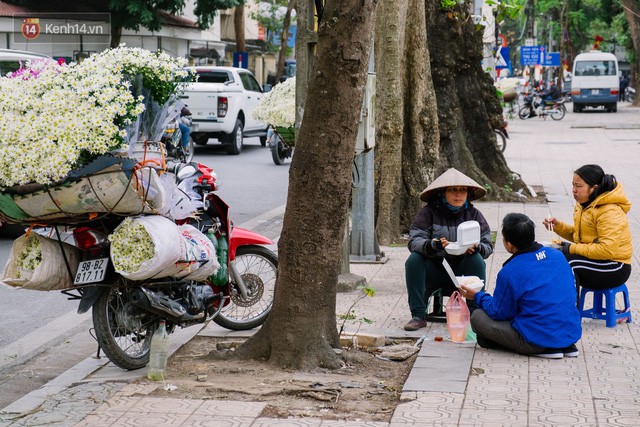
[{"x1": 459, "y1": 213, "x2": 582, "y2": 359}]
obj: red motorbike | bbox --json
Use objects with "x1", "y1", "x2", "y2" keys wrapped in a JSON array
[{"x1": 21, "y1": 162, "x2": 277, "y2": 370}]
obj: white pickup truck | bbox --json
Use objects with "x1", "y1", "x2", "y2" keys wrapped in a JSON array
[{"x1": 182, "y1": 66, "x2": 270, "y2": 154}]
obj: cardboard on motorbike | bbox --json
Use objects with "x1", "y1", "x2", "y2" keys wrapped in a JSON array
[{"x1": 6, "y1": 164, "x2": 162, "y2": 223}]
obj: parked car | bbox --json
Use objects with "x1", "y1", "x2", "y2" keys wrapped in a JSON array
[
  {"x1": 182, "y1": 66, "x2": 270, "y2": 154},
  {"x1": 0, "y1": 48, "x2": 50, "y2": 76}
]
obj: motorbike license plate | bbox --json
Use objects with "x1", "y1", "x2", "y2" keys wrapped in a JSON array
[{"x1": 74, "y1": 258, "x2": 109, "y2": 285}]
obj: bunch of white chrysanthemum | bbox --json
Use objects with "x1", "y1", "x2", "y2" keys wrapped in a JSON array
[
  {"x1": 108, "y1": 218, "x2": 156, "y2": 273},
  {"x1": 16, "y1": 235, "x2": 42, "y2": 277},
  {"x1": 0, "y1": 46, "x2": 189, "y2": 188},
  {"x1": 252, "y1": 76, "x2": 296, "y2": 127}
]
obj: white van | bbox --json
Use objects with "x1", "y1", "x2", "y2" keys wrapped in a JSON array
[
  {"x1": 571, "y1": 51, "x2": 619, "y2": 113},
  {"x1": 0, "y1": 48, "x2": 50, "y2": 76}
]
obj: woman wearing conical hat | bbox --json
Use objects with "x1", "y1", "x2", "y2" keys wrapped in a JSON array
[{"x1": 404, "y1": 168, "x2": 493, "y2": 331}]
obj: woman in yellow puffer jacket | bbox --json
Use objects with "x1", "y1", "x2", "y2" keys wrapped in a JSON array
[{"x1": 543, "y1": 164, "x2": 632, "y2": 290}]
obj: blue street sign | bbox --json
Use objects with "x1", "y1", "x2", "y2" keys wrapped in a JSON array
[
  {"x1": 520, "y1": 45, "x2": 545, "y2": 66},
  {"x1": 496, "y1": 46, "x2": 510, "y2": 70},
  {"x1": 542, "y1": 52, "x2": 561, "y2": 67},
  {"x1": 233, "y1": 51, "x2": 248, "y2": 69}
]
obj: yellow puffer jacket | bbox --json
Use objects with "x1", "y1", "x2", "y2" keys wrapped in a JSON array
[{"x1": 555, "y1": 183, "x2": 633, "y2": 264}]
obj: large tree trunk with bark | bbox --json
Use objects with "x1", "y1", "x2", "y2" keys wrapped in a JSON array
[
  {"x1": 236, "y1": 0, "x2": 377, "y2": 370},
  {"x1": 234, "y1": 5, "x2": 246, "y2": 52},
  {"x1": 374, "y1": 0, "x2": 440, "y2": 245},
  {"x1": 374, "y1": 0, "x2": 530, "y2": 243},
  {"x1": 622, "y1": 0, "x2": 640, "y2": 106},
  {"x1": 424, "y1": 1, "x2": 530, "y2": 200},
  {"x1": 275, "y1": 0, "x2": 296, "y2": 83}
]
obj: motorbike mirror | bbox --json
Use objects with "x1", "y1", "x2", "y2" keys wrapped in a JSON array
[{"x1": 176, "y1": 164, "x2": 197, "y2": 180}]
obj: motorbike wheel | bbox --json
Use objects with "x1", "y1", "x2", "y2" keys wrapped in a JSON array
[
  {"x1": 271, "y1": 143, "x2": 285, "y2": 165},
  {"x1": 213, "y1": 245, "x2": 278, "y2": 330},
  {"x1": 92, "y1": 283, "x2": 161, "y2": 370},
  {"x1": 181, "y1": 136, "x2": 195, "y2": 163},
  {"x1": 551, "y1": 104, "x2": 566, "y2": 121},
  {"x1": 518, "y1": 105, "x2": 532, "y2": 120},
  {"x1": 494, "y1": 129, "x2": 507, "y2": 152}
]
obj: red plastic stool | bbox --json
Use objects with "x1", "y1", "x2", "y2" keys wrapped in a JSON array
[{"x1": 578, "y1": 284, "x2": 632, "y2": 328}]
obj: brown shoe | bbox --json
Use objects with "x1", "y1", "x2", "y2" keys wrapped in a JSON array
[{"x1": 404, "y1": 317, "x2": 427, "y2": 331}]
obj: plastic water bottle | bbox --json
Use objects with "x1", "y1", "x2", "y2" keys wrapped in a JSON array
[
  {"x1": 212, "y1": 232, "x2": 228, "y2": 286},
  {"x1": 147, "y1": 320, "x2": 169, "y2": 381}
]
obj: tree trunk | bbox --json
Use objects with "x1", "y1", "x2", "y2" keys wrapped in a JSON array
[
  {"x1": 110, "y1": 24, "x2": 122, "y2": 48},
  {"x1": 374, "y1": 0, "x2": 440, "y2": 244},
  {"x1": 622, "y1": 0, "x2": 640, "y2": 106},
  {"x1": 374, "y1": 0, "x2": 530, "y2": 242},
  {"x1": 275, "y1": 0, "x2": 296, "y2": 83},
  {"x1": 236, "y1": 0, "x2": 378, "y2": 370},
  {"x1": 234, "y1": 5, "x2": 246, "y2": 52},
  {"x1": 424, "y1": 0, "x2": 530, "y2": 201}
]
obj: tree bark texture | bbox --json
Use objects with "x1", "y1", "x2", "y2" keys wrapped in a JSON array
[
  {"x1": 622, "y1": 0, "x2": 640, "y2": 106},
  {"x1": 236, "y1": 0, "x2": 378, "y2": 370},
  {"x1": 374, "y1": 0, "x2": 440, "y2": 244},
  {"x1": 275, "y1": 0, "x2": 296, "y2": 83},
  {"x1": 424, "y1": 0, "x2": 530, "y2": 201},
  {"x1": 234, "y1": 5, "x2": 246, "y2": 52}
]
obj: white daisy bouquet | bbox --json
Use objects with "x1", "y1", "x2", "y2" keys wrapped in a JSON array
[
  {"x1": 16, "y1": 235, "x2": 42, "y2": 277},
  {"x1": 108, "y1": 218, "x2": 156, "y2": 273},
  {"x1": 252, "y1": 77, "x2": 296, "y2": 145},
  {"x1": 0, "y1": 45, "x2": 190, "y2": 188}
]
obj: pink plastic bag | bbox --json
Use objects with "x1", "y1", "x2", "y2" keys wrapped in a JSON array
[{"x1": 446, "y1": 291, "x2": 470, "y2": 342}]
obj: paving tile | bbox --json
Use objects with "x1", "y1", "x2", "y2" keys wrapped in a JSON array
[
  {"x1": 319, "y1": 420, "x2": 389, "y2": 426},
  {"x1": 182, "y1": 414, "x2": 257, "y2": 427},
  {"x1": 458, "y1": 409, "x2": 529, "y2": 425},
  {"x1": 73, "y1": 411, "x2": 125, "y2": 426},
  {"x1": 251, "y1": 417, "x2": 323, "y2": 426},
  {"x1": 195, "y1": 400, "x2": 266, "y2": 417},
  {"x1": 109, "y1": 411, "x2": 190, "y2": 426},
  {"x1": 391, "y1": 395, "x2": 462, "y2": 424},
  {"x1": 128, "y1": 397, "x2": 203, "y2": 414}
]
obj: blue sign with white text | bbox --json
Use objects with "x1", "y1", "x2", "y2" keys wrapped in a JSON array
[
  {"x1": 542, "y1": 52, "x2": 560, "y2": 67},
  {"x1": 520, "y1": 46, "x2": 545, "y2": 66}
]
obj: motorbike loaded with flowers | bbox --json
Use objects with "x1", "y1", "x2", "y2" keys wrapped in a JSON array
[
  {"x1": 0, "y1": 46, "x2": 277, "y2": 370},
  {"x1": 253, "y1": 76, "x2": 296, "y2": 165}
]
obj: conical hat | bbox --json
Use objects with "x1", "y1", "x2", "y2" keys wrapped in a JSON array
[{"x1": 419, "y1": 168, "x2": 487, "y2": 202}]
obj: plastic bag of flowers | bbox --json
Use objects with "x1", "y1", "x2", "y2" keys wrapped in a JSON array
[
  {"x1": 0, "y1": 45, "x2": 192, "y2": 190},
  {"x1": 1, "y1": 232, "x2": 81, "y2": 291},
  {"x1": 109, "y1": 215, "x2": 218, "y2": 281}
]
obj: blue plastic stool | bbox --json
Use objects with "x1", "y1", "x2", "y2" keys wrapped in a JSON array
[{"x1": 578, "y1": 283, "x2": 632, "y2": 328}]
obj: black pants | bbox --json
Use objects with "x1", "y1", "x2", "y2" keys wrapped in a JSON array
[{"x1": 565, "y1": 254, "x2": 631, "y2": 290}]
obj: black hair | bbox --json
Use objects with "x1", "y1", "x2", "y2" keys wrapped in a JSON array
[
  {"x1": 501, "y1": 213, "x2": 535, "y2": 250},
  {"x1": 574, "y1": 164, "x2": 617, "y2": 205}
]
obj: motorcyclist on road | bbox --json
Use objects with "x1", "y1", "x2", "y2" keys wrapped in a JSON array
[{"x1": 540, "y1": 83, "x2": 561, "y2": 103}]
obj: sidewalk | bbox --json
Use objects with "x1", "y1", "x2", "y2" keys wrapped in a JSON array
[{"x1": 2, "y1": 104, "x2": 640, "y2": 426}]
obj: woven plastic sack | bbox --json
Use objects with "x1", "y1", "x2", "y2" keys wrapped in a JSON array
[
  {"x1": 445, "y1": 291, "x2": 470, "y2": 343},
  {"x1": 2, "y1": 233, "x2": 81, "y2": 291},
  {"x1": 110, "y1": 216, "x2": 218, "y2": 281},
  {"x1": 174, "y1": 225, "x2": 220, "y2": 281}
]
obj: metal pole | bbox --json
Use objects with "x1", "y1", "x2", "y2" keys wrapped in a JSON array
[{"x1": 349, "y1": 48, "x2": 386, "y2": 264}]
